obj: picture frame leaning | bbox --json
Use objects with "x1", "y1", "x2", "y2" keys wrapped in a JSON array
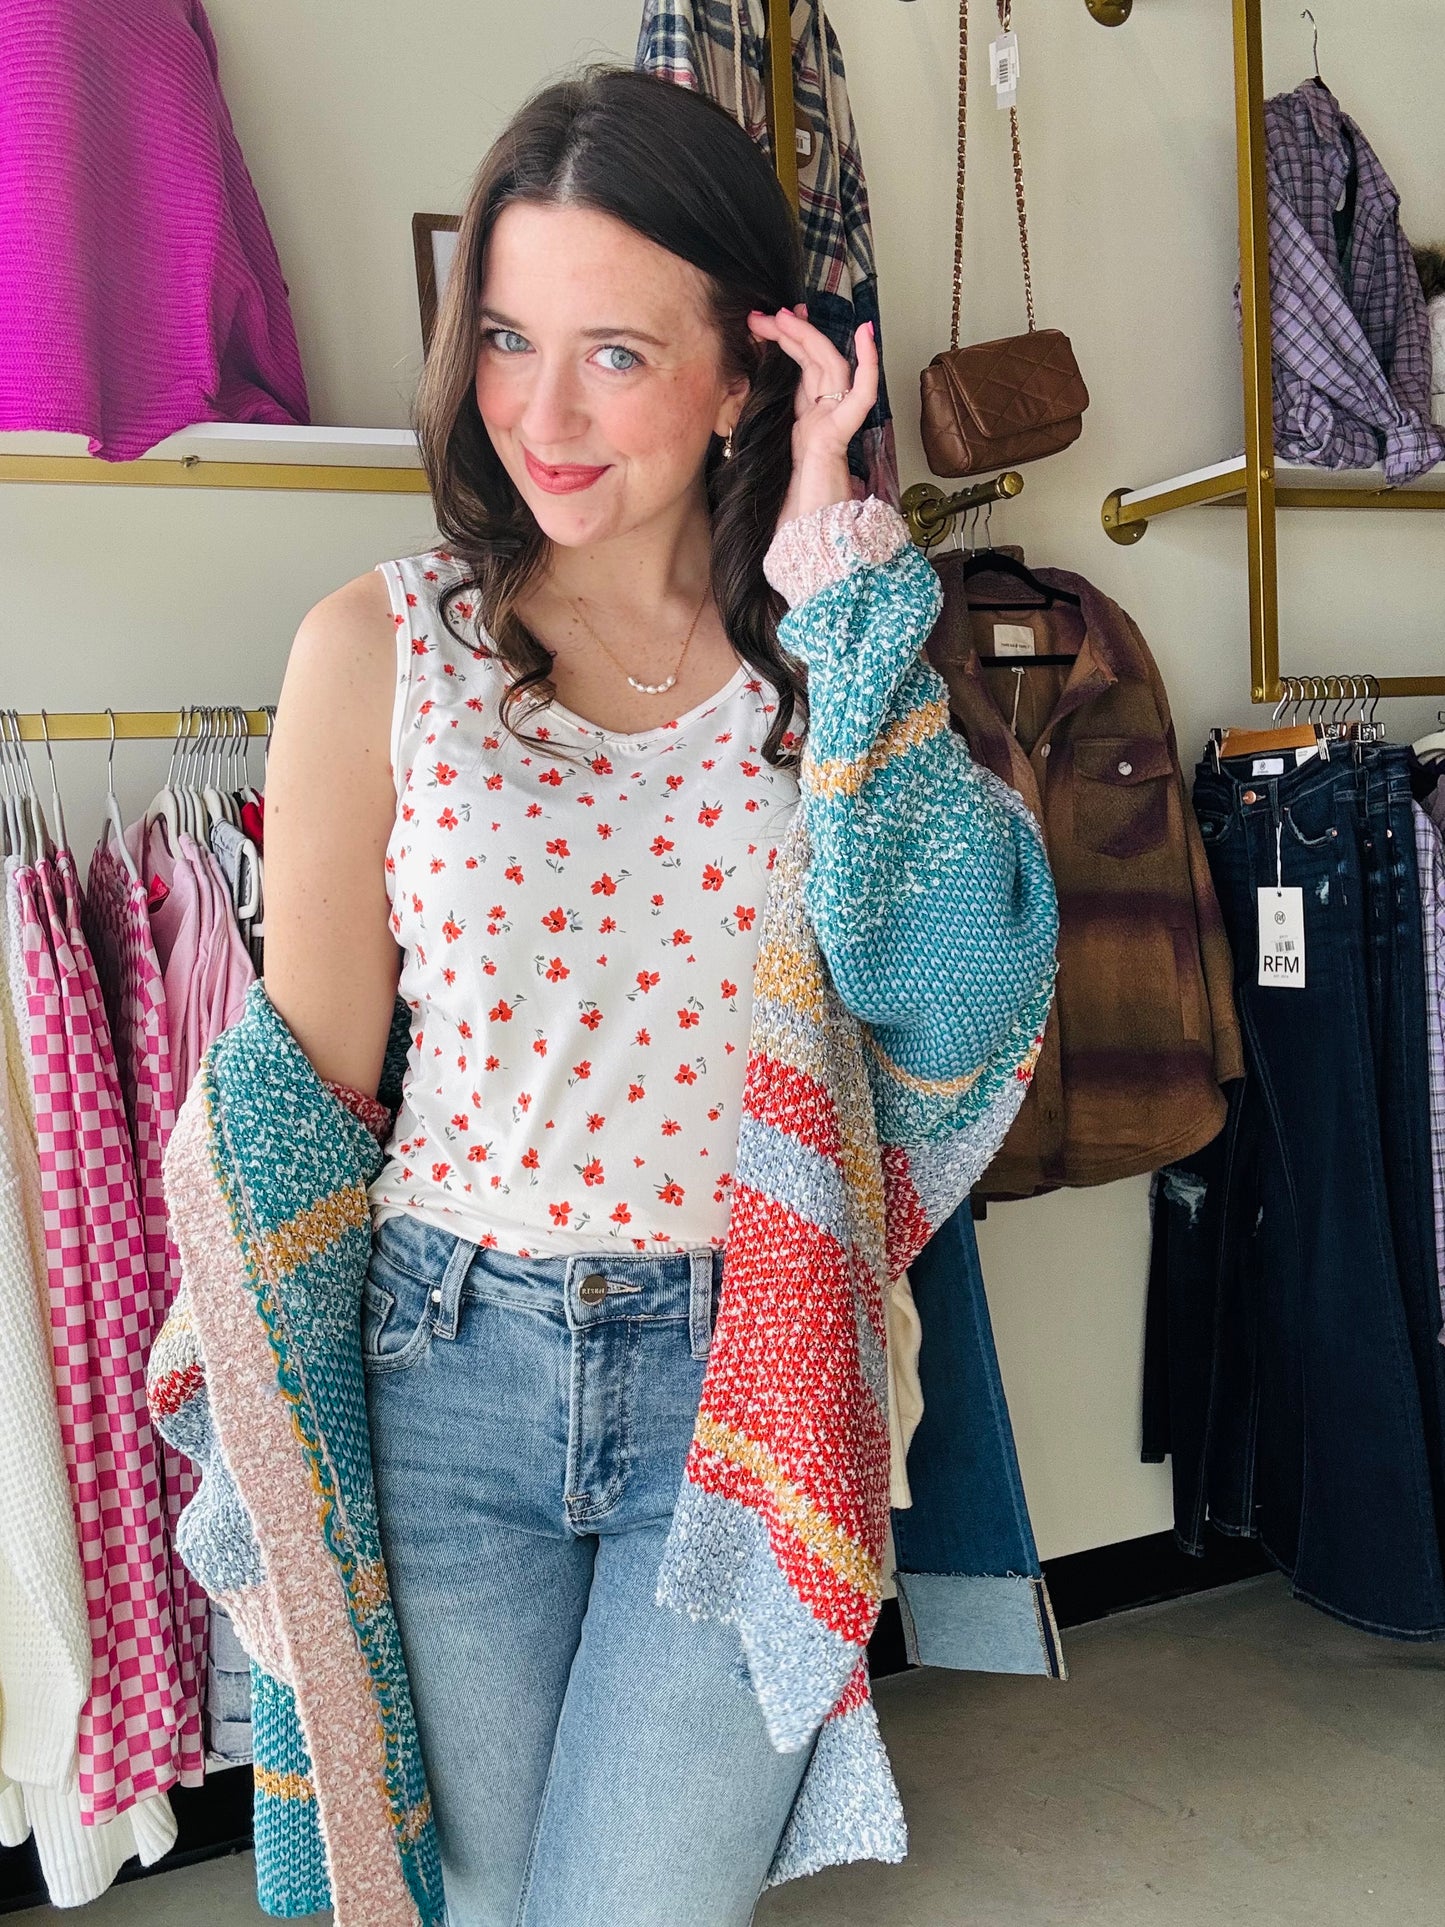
[{"x1": 412, "y1": 212, "x2": 461, "y2": 356}]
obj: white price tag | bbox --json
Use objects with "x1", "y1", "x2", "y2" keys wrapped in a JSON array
[
  {"x1": 990, "y1": 30, "x2": 1020, "y2": 107},
  {"x1": 992, "y1": 623, "x2": 1036, "y2": 658},
  {"x1": 1251, "y1": 757, "x2": 1285, "y2": 776},
  {"x1": 1257, "y1": 887, "x2": 1306, "y2": 989}
]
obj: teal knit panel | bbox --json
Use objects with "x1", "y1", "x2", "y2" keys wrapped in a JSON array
[{"x1": 249, "y1": 1665, "x2": 330, "y2": 1918}]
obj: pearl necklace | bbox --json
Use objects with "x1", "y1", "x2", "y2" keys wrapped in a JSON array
[{"x1": 564, "y1": 581, "x2": 711, "y2": 695}]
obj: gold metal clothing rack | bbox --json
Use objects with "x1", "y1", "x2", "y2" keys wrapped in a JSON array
[
  {"x1": 11, "y1": 710, "x2": 272, "y2": 743},
  {"x1": 1097, "y1": 0, "x2": 1445, "y2": 702}
]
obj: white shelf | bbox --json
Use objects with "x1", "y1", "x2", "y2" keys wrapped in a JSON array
[{"x1": 0, "y1": 423, "x2": 422, "y2": 467}]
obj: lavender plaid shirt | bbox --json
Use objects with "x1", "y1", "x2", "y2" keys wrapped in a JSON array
[
  {"x1": 1248, "y1": 81, "x2": 1444, "y2": 485},
  {"x1": 1412, "y1": 801, "x2": 1445, "y2": 1341},
  {"x1": 636, "y1": 0, "x2": 899, "y2": 508}
]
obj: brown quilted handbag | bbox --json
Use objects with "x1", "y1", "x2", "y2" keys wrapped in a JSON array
[{"x1": 919, "y1": 0, "x2": 1089, "y2": 478}]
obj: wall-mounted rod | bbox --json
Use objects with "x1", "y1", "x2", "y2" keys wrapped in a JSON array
[{"x1": 901, "y1": 471, "x2": 1025, "y2": 548}]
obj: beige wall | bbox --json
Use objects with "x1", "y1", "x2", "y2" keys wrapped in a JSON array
[{"x1": 5, "y1": 0, "x2": 1443, "y2": 1560}]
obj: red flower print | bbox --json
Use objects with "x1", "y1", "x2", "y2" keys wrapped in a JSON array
[
  {"x1": 592, "y1": 873, "x2": 618, "y2": 896},
  {"x1": 528, "y1": 802, "x2": 544, "y2": 819},
  {"x1": 467, "y1": 1144, "x2": 489, "y2": 1163},
  {"x1": 597, "y1": 823, "x2": 614, "y2": 840},
  {"x1": 441, "y1": 917, "x2": 464, "y2": 944},
  {"x1": 600, "y1": 916, "x2": 617, "y2": 934},
  {"x1": 579, "y1": 1005, "x2": 604, "y2": 1032},
  {"x1": 721, "y1": 979, "x2": 737, "y2": 1000},
  {"x1": 539, "y1": 768, "x2": 564, "y2": 787},
  {"x1": 651, "y1": 893, "x2": 664, "y2": 909},
  {"x1": 580, "y1": 1159, "x2": 604, "y2": 1187},
  {"x1": 661, "y1": 1118, "x2": 681, "y2": 1137},
  {"x1": 442, "y1": 967, "x2": 456, "y2": 986},
  {"x1": 650, "y1": 835, "x2": 675, "y2": 857},
  {"x1": 578, "y1": 793, "x2": 595, "y2": 807},
  {"x1": 745, "y1": 799, "x2": 759, "y2": 813},
  {"x1": 490, "y1": 904, "x2": 506, "y2": 920},
  {"x1": 707, "y1": 1106, "x2": 721, "y2": 1122},
  {"x1": 571, "y1": 1061, "x2": 592, "y2": 1080},
  {"x1": 466, "y1": 856, "x2": 480, "y2": 868},
  {"x1": 430, "y1": 857, "x2": 446, "y2": 875},
  {"x1": 521, "y1": 1148, "x2": 540, "y2": 1171},
  {"x1": 549, "y1": 1201, "x2": 572, "y2": 1225},
  {"x1": 657, "y1": 1177, "x2": 685, "y2": 1207},
  {"x1": 438, "y1": 808, "x2": 458, "y2": 830},
  {"x1": 741, "y1": 760, "x2": 760, "y2": 777},
  {"x1": 635, "y1": 1029, "x2": 651, "y2": 1047},
  {"x1": 434, "y1": 763, "x2": 457, "y2": 786},
  {"x1": 595, "y1": 955, "x2": 608, "y2": 969},
  {"x1": 411, "y1": 893, "x2": 423, "y2": 915},
  {"x1": 677, "y1": 1006, "x2": 700, "y2": 1029},
  {"x1": 782, "y1": 728, "x2": 800, "y2": 749},
  {"x1": 591, "y1": 754, "x2": 613, "y2": 776},
  {"x1": 541, "y1": 956, "x2": 570, "y2": 983},
  {"x1": 411, "y1": 637, "x2": 429, "y2": 657},
  {"x1": 611, "y1": 1202, "x2": 632, "y2": 1224},
  {"x1": 451, "y1": 1112, "x2": 469, "y2": 1131},
  {"x1": 547, "y1": 837, "x2": 570, "y2": 859},
  {"x1": 432, "y1": 1162, "x2": 451, "y2": 1182},
  {"x1": 458, "y1": 1021, "x2": 473, "y2": 1040},
  {"x1": 466, "y1": 696, "x2": 484, "y2": 712},
  {"x1": 485, "y1": 1055, "x2": 500, "y2": 1071},
  {"x1": 736, "y1": 904, "x2": 756, "y2": 930},
  {"x1": 702, "y1": 759, "x2": 716, "y2": 772},
  {"x1": 674, "y1": 1064, "x2": 698, "y2": 1086},
  {"x1": 701, "y1": 865, "x2": 723, "y2": 892},
  {"x1": 586, "y1": 1113, "x2": 605, "y2": 1133},
  {"x1": 665, "y1": 773, "x2": 685, "y2": 791},
  {"x1": 697, "y1": 803, "x2": 722, "y2": 827},
  {"x1": 628, "y1": 1082, "x2": 646, "y2": 1103},
  {"x1": 634, "y1": 970, "x2": 660, "y2": 994},
  {"x1": 489, "y1": 998, "x2": 516, "y2": 1022},
  {"x1": 485, "y1": 772, "x2": 504, "y2": 792},
  {"x1": 541, "y1": 906, "x2": 572, "y2": 934},
  {"x1": 533, "y1": 1038, "x2": 549, "y2": 1057},
  {"x1": 670, "y1": 928, "x2": 692, "y2": 947},
  {"x1": 505, "y1": 863, "x2": 524, "y2": 885}
]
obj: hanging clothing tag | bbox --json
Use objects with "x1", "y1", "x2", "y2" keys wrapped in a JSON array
[
  {"x1": 992, "y1": 623, "x2": 1035, "y2": 658},
  {"x1": 1257, "y1": 887, "x2": 1306, "y2": 988},
  {"x1": 1295, "y1": 743, "x2": 1320, "y2": 767},
  {"x1": 990, "y1": 31, "x2": 1019, "y2": 106},
  {"x1": 1251, "y1": 757, "x2": 1285, "y2": 776}
]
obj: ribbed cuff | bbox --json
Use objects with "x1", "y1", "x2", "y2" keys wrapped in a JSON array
[
  {"x1": 323, "y1": 1080, "x2": 393, "y2": 1144},
  {"x1": 762, "y1": 496, "x2": 910, "y2": 609}
]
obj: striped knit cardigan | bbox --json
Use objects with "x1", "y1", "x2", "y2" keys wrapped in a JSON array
[{"x1": 146, "y1": 495, "x2": 1057, "y2": 1923}]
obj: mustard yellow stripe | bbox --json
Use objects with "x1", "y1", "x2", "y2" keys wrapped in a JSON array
[
  {"x1": 255, "y1": 1767, "x2": 315, "y2": 1803},
  {"x1": 259, "y1": 1184, "x2": 370, "y2": 1279},
  {"x1": 395, "y1": 1792, "x2": 433, "y2": 1848},
  {"x1": 862, "y1": 1025, "x2": 986, "y2": 1098},
  {"x1": 751, "y1": 937, "x2": 826, "y2": 1023},
  {"x1": 804, "y1": 696, "x2": 951, "y2": 800},
  {"x1": 695, "y1": 1413, "x2": 882, "y2": 1603},
  {"x1": 351, "y1": 1556, "x2": 391, "y2": 1620}
]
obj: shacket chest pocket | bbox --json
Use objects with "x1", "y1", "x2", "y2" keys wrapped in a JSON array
[{"x1": 1070, "y1": 736, "x2": 1174, "y2": 861}]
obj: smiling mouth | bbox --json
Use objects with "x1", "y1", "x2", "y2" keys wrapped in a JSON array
[{"x1": 523, "y1": 447, "x2": 611, "y2": 487}]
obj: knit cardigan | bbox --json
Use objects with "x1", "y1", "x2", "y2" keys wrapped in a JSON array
[{"x1": 146, "y1": 495, "x2": 1058, "y2": 1923}]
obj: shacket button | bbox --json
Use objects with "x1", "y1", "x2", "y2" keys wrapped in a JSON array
[
  {"x1": 578, "y1": 1272, "x2": 609, "y2": 1305},
  {"x1": 1039, "y1": 743, "x2": 1051, "y2": 759},
  {"x1": 1117, "y1": 760, "x2": 1132, "y2": 776}
]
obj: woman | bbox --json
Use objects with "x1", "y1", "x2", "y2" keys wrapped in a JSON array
[{"x1": 258, "y1": 63, "x2": 1050, "y2": 1927}]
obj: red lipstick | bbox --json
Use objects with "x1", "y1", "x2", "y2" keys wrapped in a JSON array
[{"x1": 523, "y1": 447, "x2": 611, "y2": 494}]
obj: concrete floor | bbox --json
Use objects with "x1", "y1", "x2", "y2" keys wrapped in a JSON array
[{"x1": 16, "y1": 1576, "x2": 1445, "y2": 1926}]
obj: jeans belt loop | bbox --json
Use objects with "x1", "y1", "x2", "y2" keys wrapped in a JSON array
[
  {"x1": 689, "y1": 1248, "x2": 714, "y2": 1361},
  {"x1": 430, "y1": 1232, "x2": 477, "y2": 1341}
]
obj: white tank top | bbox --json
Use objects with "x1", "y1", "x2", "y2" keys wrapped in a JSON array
[{"x1": 367, "y1": 547, "x2": 801, "y2": 1257}]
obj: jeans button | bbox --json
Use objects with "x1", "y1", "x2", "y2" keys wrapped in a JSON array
[{"x1": 578, "y1": 1272, "x2": 609, "y2": 1305}]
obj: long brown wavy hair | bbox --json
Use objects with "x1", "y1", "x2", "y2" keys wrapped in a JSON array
[{"x1": 413, "y1": 62, "x2": 810, "y2": 770}]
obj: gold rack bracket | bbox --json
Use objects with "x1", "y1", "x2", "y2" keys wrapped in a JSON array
[
  {"x1": 902, "y1": 471, "x2": 1025, "y2": 548},
  {"x1": 12, "y1": 710, "x2": 272, "y2": 742},
  {"x1": 766, "y1": 0, "x2": 800, "y2": 213},
  {"x1": 1085, "y1": 0, "x2": 1135, "y2": 23}
]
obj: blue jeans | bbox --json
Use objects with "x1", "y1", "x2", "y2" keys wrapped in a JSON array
[
  {"x1": 1145, "y1": 745, "x2": 1445, "y2": 1637},
  {"x1": 361, "y1": 1213, "x2": 815, "y2": 1927}
]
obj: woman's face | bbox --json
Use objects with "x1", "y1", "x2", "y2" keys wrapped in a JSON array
[{"x1": 474, "y1": 200, "x2": 749, "y2": 548}]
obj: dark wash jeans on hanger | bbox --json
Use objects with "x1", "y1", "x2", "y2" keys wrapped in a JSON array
[{"x1": 1144, "y1": 742, "x2": 1445, "y2": 1639}]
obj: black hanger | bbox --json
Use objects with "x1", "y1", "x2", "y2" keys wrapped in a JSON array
[{"x1": 953, "y1": 548, "x2": 1082, "y2": 669}]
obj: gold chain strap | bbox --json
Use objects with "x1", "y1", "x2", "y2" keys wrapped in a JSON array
[{"x1": 949, "y1": 0, "x2": 1035, "y2": 349}]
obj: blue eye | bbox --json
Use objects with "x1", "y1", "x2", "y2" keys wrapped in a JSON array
[
  {"x1": 597, "y1": 344, "x2": 641, "y2": 373},
  {"x1": 482, "y1": 328, "x2": 528, "y2": 354}
]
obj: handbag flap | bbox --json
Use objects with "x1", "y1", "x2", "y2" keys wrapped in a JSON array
[{"x1": 938, "y1": 330, "x2": 1089, "y2": 439}]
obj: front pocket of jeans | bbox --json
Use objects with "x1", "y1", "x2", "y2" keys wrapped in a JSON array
[
  {"x1": 1283, "y1": 806, "x2": 1338, "y2": 850},
  {"x1": 360, "y1": 1260, "x2": 434, "y2": 1374}
]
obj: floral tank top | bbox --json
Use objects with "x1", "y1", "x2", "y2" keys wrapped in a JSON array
[{"x1": 367, "y1": 548, "x2": 801, "y2": 1256}]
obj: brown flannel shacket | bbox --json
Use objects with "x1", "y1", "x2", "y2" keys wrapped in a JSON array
[{"x1": 926, "y1": 553, "x2": 1243, "y2": 1199}]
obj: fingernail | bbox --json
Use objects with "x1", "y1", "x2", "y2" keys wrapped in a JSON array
[{"x1": 866, "y1": 321, "x2": 875, "y2": 339}]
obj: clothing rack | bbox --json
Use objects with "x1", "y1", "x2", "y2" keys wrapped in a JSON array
[
  {"x1": 9, "y1": 710, "x2": 271, "y2": 743},
  {"x1": 1097, "y1": 0, "x2": 1445, "y2": 702}
]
